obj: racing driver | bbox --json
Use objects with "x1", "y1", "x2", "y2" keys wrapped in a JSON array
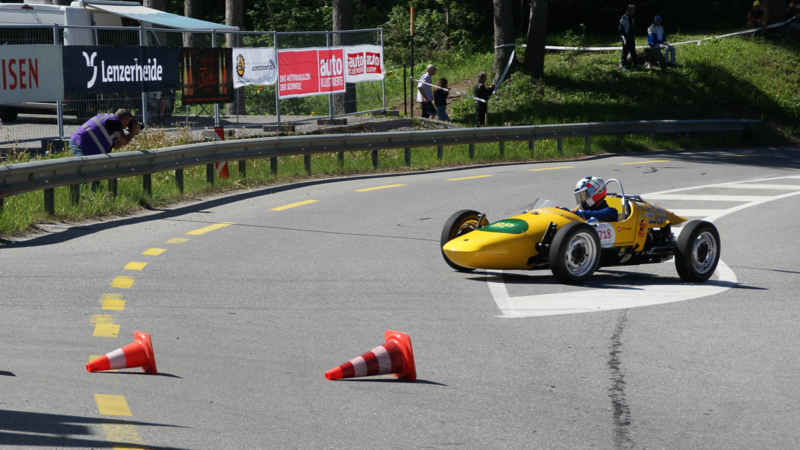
[{"x1": 572, "y1": 176, "x2": 619, "y2": 222}]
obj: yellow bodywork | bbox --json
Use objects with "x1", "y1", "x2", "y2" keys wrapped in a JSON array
[{"x1": 442, "y1": 196, "x2": 686, "y2": 270}]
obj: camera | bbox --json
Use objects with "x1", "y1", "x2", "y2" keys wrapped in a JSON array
[{"x1": 128, "y1": 120, "x2": 145, "y2": 131}]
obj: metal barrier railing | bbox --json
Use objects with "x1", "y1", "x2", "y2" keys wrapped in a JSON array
[{"x1": 0, "y1": 119, "x2": 760, "y2": 215}]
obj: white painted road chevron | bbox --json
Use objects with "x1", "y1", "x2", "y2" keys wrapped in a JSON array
[{"x1": 486, "y1": 175, "x2": 800, "y2": 318}]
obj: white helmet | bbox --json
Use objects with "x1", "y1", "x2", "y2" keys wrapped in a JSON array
[{"x1": 574, "y1": 176, "x2": 607, "y2": 207}]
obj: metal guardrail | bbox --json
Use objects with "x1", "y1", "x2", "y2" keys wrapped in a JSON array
[{"x1": 0, "y1": 119, "x2": 760, "y2": 211}]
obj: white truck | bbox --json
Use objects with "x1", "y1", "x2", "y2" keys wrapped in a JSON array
[{"x1": 0, "y1": 0, "x2": 236, "y2": 123}]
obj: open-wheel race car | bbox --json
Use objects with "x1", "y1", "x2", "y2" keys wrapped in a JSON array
[{"x1": 440, "y1": 179, "x2": 721, "y2": 284}]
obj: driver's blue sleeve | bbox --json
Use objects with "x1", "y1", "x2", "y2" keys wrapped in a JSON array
[{"x1": 573, "y1": 207, "x2": 619, "y2": 222}]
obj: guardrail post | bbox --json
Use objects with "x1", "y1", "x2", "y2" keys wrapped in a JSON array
[
  {"x1": 372, "y1": 150, "x2": 379, "y2": 168},
  {"x1": 176, "y1": 169, "x2": 184, "y2": 194},
  {"x1": 239, "y1": 160, "x2": 246, "y2": 178},
  {"x1": 499, "y1": 141, "x2": 505, "y2": 158},
  {"x1": 0, "y1": 198, "x2": 3, "y2": 216},
  {"x1": 437, "y1": 145, "x2": 443, "y2": 160},
  {"x1": 270, "y1": 157, "x2": 278, "y2": 175},
  {"x1": 469, "y1": 143, "x2": 475, "y2": 159},
  {"x1": 650, "y1": 133, "x2": 656, "y2": 144},
  {"x1": 143, "y1": 174, "x2": 152, "y2": 197},
  {"x1": 405, "y1": 148, "x2": 411, "y2": 166},
  {"x1": 44, "y1": 189, "x2": 54, "y2": 215},
  {"x1": 70, "y1": 185, "x2": 80, "y2": 205},
  {"x1": 206, "y1": 164, "x2": 215, "y2": 185},
  {"x1": 585, "y1": 136, "x2": 591, "y2": 152},
  {"x1": 557, "y1": 138, "x2": 563, "y2": 155},
  {"x1": 617, "y1": 134, "x2": 623, "y2": 147},
  {"x1": 304, "y1": 154, "x2": 312, "y2": 175},
  {"x1": 528, "y1": 140, "x2": 534, "y2": 157},
  {"x1": 338, "y1": 151, "x2": 344, "y2": 166},
  {"x1": 684, "y1": 132, "x2": 690, "y2": 147},
  {"x1": 109, "y1": 179, "x2": 118, "y2": 198}
]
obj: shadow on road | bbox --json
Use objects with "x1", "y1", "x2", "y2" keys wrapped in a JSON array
[
  {"x1": 341, "y1": 378, "x2": 447, "y2": 386},
  {"x1": 0, "y1": 409, "x2": 189, "y2": 449}
]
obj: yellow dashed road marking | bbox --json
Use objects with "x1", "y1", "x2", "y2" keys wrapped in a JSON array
[
  {"x1": 91, "y1": 315, "x2": 120, "y2": 338},
  {"x1": 142, "y1": 248, "x2": 166, "y2": 256},
  {"x1": 124, "y1": 262, "x2": 147, "y2": 271},
  {"x1": 102, "y1": 423, "x2": 147, "y2": 449},
  {"x1": 166, "y1": 238, "x2": 189, "y2": 244},
  {"x1": 186, "y1": 222, "x2": 235, "y2": 235},
  {"x1": 447, "y1": 175, "x2": 493, "y2": 181},
  {"x1": 100, "y1": 294, "x2": 125, "y2": 311},
  {"x1": 271, "y1": 200, "x2": 318, "y2": 211},
  {"x1": 528, "y1": 166, "x2": 574, "y2": 172},
  {"x1": 619, "y1": 160, "x2": 669, "y2": 165},
  {"x1": 111, "y1": 276, "x2": 134, "y2": 289},
  {"x1": 354, "y1": 184, "x2": 406, "y2": 192},
  {"x1": 95, "y1": 394, "x2": 133, "y2": 416}
]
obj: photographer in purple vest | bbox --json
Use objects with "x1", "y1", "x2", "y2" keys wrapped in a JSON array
[{"x1": 68, "y1": 109, "x2": 141, "y2": 157}]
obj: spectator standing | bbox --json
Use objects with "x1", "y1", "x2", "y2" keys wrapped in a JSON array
[
  {"x1": 786, "y1": 1, "x2": 800, "y2": 36},
  {"x1": 619, "y1": 5, "x2": 640, "y2": 70},
  {"x1": 434, "y1": 78, "x2": 451, "y2": 122},
  {"x1": 647, "y1": 15, "x2": 676, "y2": 67},
  {"x1": 473, "y1": 72, "x2": 495, "y2": 127},
  {"x1": 747, "y1": 1, "x2": 768, "y2": 38},
  {"x1": 416, "y1": 64, "x2": 437, "y2": 119}
]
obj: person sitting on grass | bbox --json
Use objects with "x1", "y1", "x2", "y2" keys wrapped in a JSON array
[
  {"x1": 434, "y1": 78, "x2": 451, "y2": 122},
  {"x1": 747, "y1": 1, "x2": 768, "y2": 39},
  {"x1": 648, "y1": 15, "x2": 676, "y2": 68}
]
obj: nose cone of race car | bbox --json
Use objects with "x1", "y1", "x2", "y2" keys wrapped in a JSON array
[{"x1": 443, "y1": 224, "x2": 539, "y2": 270}]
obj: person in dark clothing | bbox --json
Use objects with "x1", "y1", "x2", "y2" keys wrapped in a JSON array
[
  {"x1": 619, "y1": 5, "x2": 640, "y2": 70},
  {"x1": 433, "y1": 78, "x2": 451, "y2": 122},
  {"x1": 473, "y1": 71, "x2": 495, "y2": 127},
  {"x1": 572, "y1": 176, "x2": 619, "y2": 222},
  {"x1": 747, "y1": 1, "x2": 768, "y2": 38}
]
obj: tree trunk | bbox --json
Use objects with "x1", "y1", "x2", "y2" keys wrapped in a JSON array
[
  {"x1": 332, "y1": 0, "x2": 356, "y2": 115},
  {"x1": 143, "y1": 0, "x2": 167, "y2": 11},
  {"x1": 184, "y1": 0, "x2": 202, "y2": 47},
  {"x1": 765, "y1": 0, "x2": 787, "y2": 25},
  {"x1": 493, "y1": 0, "x2": 515, "y2": 82},
  {"x1": 522, "y1": 0, "x2": 548, "y2": 80},
  {"x1": 226, "y1": 0, "x2": 245, "y2": 116}
]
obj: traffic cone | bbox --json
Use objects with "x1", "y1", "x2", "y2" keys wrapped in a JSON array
[
  {"x1": 325, "y1": 329, "x2": 416, "y2": 381},
  {"x1": 86, "y1": 330, "x2": 157, "y2": 374}
]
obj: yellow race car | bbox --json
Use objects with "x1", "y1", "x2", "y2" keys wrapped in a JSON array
[{"x1": 441, "y1": 179, "x2": 721, "y2": 284}]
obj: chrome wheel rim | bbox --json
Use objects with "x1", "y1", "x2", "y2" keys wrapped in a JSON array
[
  {"x1": 565, "y1": 232, "x2": 597, "y2": 278},
  {"x1": 455, "y1": 220, "x2": 478, "y2": 238},
  {"x1": 691, "y1": 231, "x2": 717, "y2": 275}
]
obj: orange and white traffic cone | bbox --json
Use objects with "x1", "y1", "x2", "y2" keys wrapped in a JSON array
[
  {"x1": 325, "y1": 329, "x2": 416, "y2": 381},
  {"x1": 86, "y1": 330, "x2": 157, "y2": 374}
]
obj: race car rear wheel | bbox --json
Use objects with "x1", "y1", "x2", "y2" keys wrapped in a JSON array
[
  {"x1": 440, "y1": 210, "x2": 487, "y2": 273},
  {"x1": 550, "y1": 222, "x2": 601, "y2": 284},
  {"x1": 675, "y1": 220, "x2": 720, "y2": 283}
]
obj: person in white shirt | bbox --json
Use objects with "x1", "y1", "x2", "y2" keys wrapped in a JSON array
[
  {"x1": 647, "y1": 15, "x2": 676, "y2": 67},
  {"x1": 416, "y1": 64, "x2": 437, "y2": 119}
]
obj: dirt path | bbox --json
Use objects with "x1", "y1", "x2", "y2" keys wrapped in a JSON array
[{"x1": 389, "y1": 78, "x2": 475, "y2": 118}]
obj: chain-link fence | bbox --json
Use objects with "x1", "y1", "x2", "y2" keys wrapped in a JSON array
[{"x1": 0, "y1": 24, "x2": 386, "y2": 149}]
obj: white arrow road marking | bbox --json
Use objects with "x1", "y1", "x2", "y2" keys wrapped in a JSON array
[{"x1": 484, "y1": 175, "x2": 800, "y2": 318}]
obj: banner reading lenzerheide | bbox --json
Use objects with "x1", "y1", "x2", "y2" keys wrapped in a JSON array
[
  {"x1": 180, "y1": 48, "x2": 234, "y2": 105},
  {"x1": 343, "y1": 45, "x2": 384, "y2": 83},
  {"x1": 62, "y1": 46, "x2": 178, "y2": 94},
  {"x1": 0, "y1": 45, "x2": 64, "y2": 104},
  {"x1": 278, "y1": 48, "x2": 345, "y2": 99},
  {"x1": 232, "y1": 47, "x2": 277, "y2": 89}
]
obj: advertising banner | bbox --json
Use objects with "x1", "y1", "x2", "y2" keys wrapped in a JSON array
[
  {"x1": 232, "y1": 47, "x2": 277, "y2": 88},
  {"x1": 277, "y1": 47, "x2": 345, "y2": 99},
  {"x1": 0, "y1": 45, "x2": 64, "y2": 104},
  {"x1": 62, "y1": 46, "x2": 179, "y2": 94},
  {"x1": 343, "y1": 45, "x2": 384, "y2": 83},
  {"x1": 180, "y1": 48, "x2": 234, "y2": 105}
]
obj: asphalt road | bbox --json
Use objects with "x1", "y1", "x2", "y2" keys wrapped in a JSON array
[{"x1": 2, "y1": 146, "x2": 800, "y2": 449}]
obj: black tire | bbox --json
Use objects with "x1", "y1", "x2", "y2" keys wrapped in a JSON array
[
  {"x1": 675, "y1": 220, "x2": 720, "y2": 283},
  {"x1": 440, "y1": 210, "x2": 487, "y2": 272},
  {"x1": 0, "y1": 107, "x2": 18, "y2": 123},
  {"x1": 549, "y1": 222, "x2": 601, "y2": 284}
]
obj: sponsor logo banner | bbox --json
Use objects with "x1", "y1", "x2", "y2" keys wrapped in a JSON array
[
  {"x1": 344, "y1": 45, "x2": 383, "y2": 83},
  {"x1": 232, "y1": 47, "x2": 277, "y2": 88},
  {"x1": 278, "y1": 48, "x2": 346, "y2": 99},
  {"x1": 0, "y1": 45, "x2": 64, "y2": 104},
  {"x1": 63, "y1": 46, "x2": 178, "y2": 94},
  {"x1": 180, "y1": 48, "x2": 234, "y2": 105}
]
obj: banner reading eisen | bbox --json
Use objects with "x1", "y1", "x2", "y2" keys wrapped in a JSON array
[
  {"x1": 344, "y1": 45, "x2": 384, "y2": 83},
  {"x1": 278, "y1": 48, "x2": 345, "y2": 99}
]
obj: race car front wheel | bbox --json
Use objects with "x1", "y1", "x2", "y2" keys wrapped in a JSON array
[
  {"x1": 440, "y1": 210, "x2": 487, "y2": 272},
  {"x1": 550, "y1": 222, "x2": 601, "y2": 284},
  {"x1": 675, "y1": 220, "x2": 720, "y2": 283}
]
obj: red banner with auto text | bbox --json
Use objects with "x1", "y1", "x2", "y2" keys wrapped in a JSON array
[{"x1": 277, "y1": 48, "x2": 346, "y2": 99}]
